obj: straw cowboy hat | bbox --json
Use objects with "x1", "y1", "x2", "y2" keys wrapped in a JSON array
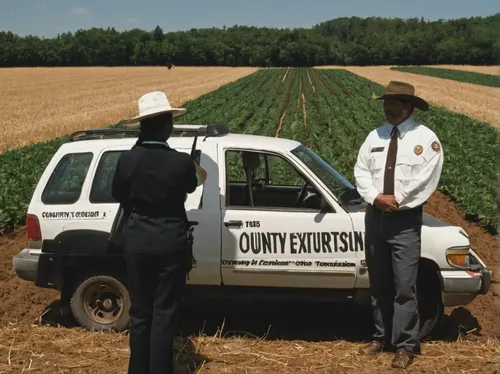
[
  {"x1": 372, "y1": 81, "x2": 429, "y2": 111},
  {"x1": 125, "y1": 91, "x2": 186, "y2": 126}
]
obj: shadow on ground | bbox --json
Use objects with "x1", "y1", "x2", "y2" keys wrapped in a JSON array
[{"x1": 37, "y1": 299, "x2": 483, "y2": 345}]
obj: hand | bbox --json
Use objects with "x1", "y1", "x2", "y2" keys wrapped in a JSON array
[
  {"x1": 374, "y1": 194, "x2": 399, "y2": 212},
  {"x1": 193, "y1": 161, "x2": 207, "y2": 183}
]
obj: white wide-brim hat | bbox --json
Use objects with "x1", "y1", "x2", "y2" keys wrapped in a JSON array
[{"x1": 124, "y1": 91, "x2": 186, "y2": 126}]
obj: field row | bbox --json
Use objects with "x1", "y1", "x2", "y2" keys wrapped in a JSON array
[
  {"x1": 171, "y1": 68, "x2": 498, "y2": 229},
  {"x1": 0, "y1": 68, "x2": 498, "y2": 235},
  {"x1": 391, "y1": 66, "x2": 500, "y2": 87}
]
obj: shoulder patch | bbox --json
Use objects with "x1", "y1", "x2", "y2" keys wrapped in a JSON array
[
  {"x1": 414, "y1": 145, "x2": 423, "y2": 155},
  {"x1": 431, "y1": 141, "x2": 440, "y2": 152}
]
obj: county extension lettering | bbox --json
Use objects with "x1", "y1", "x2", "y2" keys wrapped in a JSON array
[
  {"x1": 238, "y1": 231, "x2": 365, "y2": 254},
  {"x1": 222, "y1": 259, "x2": 357, "y2": 267},
  {"x1": 41, "y1": 210, "x2": 104, "y2": 219}
]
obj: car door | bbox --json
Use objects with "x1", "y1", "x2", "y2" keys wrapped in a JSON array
[
  {"x1": 62, "y1": 143, "x2": 221, "y2": 285},
  {"x1": 219, "y1": 147, "x2": 361, "y2": 289}
]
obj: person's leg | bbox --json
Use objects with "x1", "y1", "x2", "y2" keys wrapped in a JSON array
[
  {"x1": 360, "y1": 206, "x2": 395, "y2": 354},
  {"x1": 149, "y1": 250, "x2": 187, "y2": 373},
  {"x1": 387, "y1": 209, "x2": 422, "y2": 368},
  {"x1": 125, "y1": 251, "x2": 159, "y2": 374}
]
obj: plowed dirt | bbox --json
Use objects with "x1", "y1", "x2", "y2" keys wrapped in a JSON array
[
  {"x1": 0, "y1": 191, "x2": 498, "y2": 373},
  {"x1": 0, "y1": 190, "x2": 497, "y2": 332}
]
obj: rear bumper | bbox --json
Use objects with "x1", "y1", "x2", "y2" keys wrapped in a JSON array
[
  {"x1": 12, "y1": 248, "x2": 39, "y2": 282},
  {"x1": 440, "y1": 249, "x2": 492, "y2": 307}
]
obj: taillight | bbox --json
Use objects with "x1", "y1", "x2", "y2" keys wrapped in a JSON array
[{"x1": 26, "y1": 214, "x2": 42, "y2": 241}]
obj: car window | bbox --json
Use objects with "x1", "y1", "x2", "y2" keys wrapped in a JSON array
[
  {"x1": 41, "y1": 152, "x2": 93, "y2": 205},
  {"x1": 89, "y1": 148, "x2": 204, "y2": 209},
  {"x1": 89, "y1": 151, "x2": 122, "y2": 203},
  {"x1": 225, "y1": 150, "x2": 323, "y2": 211}
]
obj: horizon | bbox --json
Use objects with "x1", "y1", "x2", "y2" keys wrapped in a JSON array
[{"x1": 0, "y1": 0, "x2": 498, "y2": 38}]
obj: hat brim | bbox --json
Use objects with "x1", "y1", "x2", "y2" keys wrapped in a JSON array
[
  {"x1": 124, "y1": 108, "x2": 186, "y2": 126},
  {"x1": 374, "y1": 94, "x2": 429, "y2": 111}
]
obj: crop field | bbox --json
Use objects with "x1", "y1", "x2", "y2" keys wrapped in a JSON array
[
  {"x1": 390, "y1": 66, "x2": 500, "y2": 87},
  {"x1": 425, "y1": 65, "x2": 499, "y2": 75},
  {"x1": 316, "y1": 65, "x2": 500, "y2": 127},
  {"x1": 0, "y1": 67, "x2": 499, "y2": 373}
]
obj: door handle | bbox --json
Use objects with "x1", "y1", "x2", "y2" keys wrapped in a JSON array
[{"x1": 224, "y1": 220, "x2": 243, "y2": 228}]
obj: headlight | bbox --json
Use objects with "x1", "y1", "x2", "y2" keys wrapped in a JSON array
[{"x1": 446, "y1": 247, "x2": 470, "y2": 268}]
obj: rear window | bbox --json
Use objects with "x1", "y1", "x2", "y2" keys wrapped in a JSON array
[
  {"x1": 89, "y1": 151, "x2": 123, "y2": 203},
  {"x1": 41, "y1": 152, "x2": 93, "y2": 205}
]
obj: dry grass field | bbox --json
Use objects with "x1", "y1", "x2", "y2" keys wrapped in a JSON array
[
  {"x1": 0, "y1": 66, "x2": 258, "y2": 153},
  {"x1": 0, "y1": 65, "x2": 499, "y2": 373},
  {"x1": 0, "y1": 323, "x2": 498, "y2": 373},
  {"x1": 316, "y1": 65, "x2": 500, "y2": 127}
]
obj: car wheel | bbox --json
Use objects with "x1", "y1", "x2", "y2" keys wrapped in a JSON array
[
  {"x1": 417, "y1": 281, "x2": 444, "y2": 341},
  {"x1": 70, "y1": 274, "x2": 130, "y2": 332}
]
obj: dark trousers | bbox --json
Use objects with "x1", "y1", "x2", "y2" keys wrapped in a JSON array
[
  {"x1": 125, "y1": 250, "x2": 186, "y2": 374},
  {"x1": 364, "y1": 204, "x2": 423, "y2": 354}
]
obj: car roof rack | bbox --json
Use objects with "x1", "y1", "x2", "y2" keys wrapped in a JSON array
[{"x1": 69, "y1": 123, "x2": 230, "y2": 142}]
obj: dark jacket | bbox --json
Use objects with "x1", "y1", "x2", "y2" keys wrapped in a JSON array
[{"x1": 111, "y1": 141, "x2": 198, "y2": 255}]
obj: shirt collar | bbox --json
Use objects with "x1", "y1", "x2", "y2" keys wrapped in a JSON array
[
  {"x1": 384, "y1": 116, "x2": 416, "y2": 139},
  {"x1": 141, "y1": 141, "x2": 170, "y2": 147}
]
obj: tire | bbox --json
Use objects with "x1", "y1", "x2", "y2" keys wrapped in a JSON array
[
  {"x1": 70, "y1": 274, "x2": 130, "y2": 332},
  {"x1": 417, "y1": 271, "x2": 444, "y2": 341}
]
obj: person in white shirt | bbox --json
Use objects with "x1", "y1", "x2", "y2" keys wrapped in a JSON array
[{"x1": 353, "y1": 81, "x2": 444, "y2": 369}]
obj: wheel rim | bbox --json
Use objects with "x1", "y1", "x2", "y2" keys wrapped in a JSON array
[{"x1": 82, "y1": 281, "x2": 124, "y2": 325}]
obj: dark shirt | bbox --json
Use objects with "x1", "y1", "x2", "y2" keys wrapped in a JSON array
[{"x1": 111, "y1": 142, "x2": 198, "y2": 254}]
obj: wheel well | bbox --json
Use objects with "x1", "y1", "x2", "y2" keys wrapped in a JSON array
[
  {"x1": 60, "y1": 256, "x2": 127, "y2": 304},
  {"x1": 418, "y1": 258, "x2": 442, "y2": 303}
]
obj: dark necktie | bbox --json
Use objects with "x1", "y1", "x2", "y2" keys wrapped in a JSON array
[{"x1": 383, "y1": 126, "x2": 399, "y2": 195}]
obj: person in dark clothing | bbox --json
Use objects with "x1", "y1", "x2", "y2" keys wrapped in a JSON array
[{"x1": 111, "y1": 91, "x2": 207, "y2": 374}]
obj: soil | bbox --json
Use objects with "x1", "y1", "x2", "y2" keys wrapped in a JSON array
[
  {"x1": 0, "y1": 231, "x2": 58, "y2": 325},
  {"x1": 0, "y1": 191, "x2": 497, "y2": 337}
]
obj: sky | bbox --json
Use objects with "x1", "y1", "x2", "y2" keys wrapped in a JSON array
[{"x1": 0, "y1": 0, "x2": 498, "y2": 38}]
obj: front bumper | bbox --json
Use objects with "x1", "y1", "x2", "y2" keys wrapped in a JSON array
[
  {"x1": 440, "y1": 249, "x2": 492, "y2": 307},
  {"x1": 13, "y1": 248, "x2": 39, "y2": 282}
]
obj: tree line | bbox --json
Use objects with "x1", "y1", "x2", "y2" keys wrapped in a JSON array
[{"x1": 1, "y1": 14, "x2": 498, "y2": 67}]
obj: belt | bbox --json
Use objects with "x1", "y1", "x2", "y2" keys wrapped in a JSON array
[{"x1": 368, "y1": 204, "x2": 424, "y2": 215}]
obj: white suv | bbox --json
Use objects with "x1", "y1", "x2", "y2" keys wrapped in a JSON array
[{"x1": 13, "y1": 124, "x2": 491, "y2": 337}]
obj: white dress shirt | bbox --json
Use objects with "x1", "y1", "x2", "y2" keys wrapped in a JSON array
[{"x1": 354, "y1": 116, "x2": 444, "y2": 209}]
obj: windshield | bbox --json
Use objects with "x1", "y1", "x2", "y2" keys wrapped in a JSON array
[{"x1": 290, "y1": 145, "x2": 357, "y2": 198}]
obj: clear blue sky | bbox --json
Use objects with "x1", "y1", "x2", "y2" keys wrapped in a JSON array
[{"x1": 1, "y1": 0, "x2": 498, "y2": 38}]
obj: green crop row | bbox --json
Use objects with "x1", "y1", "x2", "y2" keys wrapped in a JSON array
[
  {"x1": 390, "y1": 66, "x2": 500, "y2": 87},
  {"x1": 0, "y1": 68, "x2": 497, "y2": 236},
  {"x1": 175, "y1": 67, "x2": 499, "y2": 229}
]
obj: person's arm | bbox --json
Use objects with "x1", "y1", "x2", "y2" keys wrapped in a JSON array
[
  {"x1": 353, "y1": 134, "x2": 380, "y2": 205},
  {"x1": 395, "y1": 136, "x2": 444, "y2": 209}
]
